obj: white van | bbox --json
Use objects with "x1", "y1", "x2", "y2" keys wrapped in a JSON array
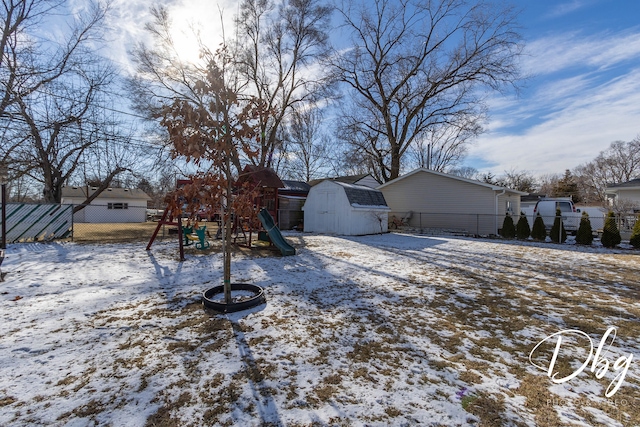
[{"x1": 532, "y1": 198, "x2": 581, "y2": 232}]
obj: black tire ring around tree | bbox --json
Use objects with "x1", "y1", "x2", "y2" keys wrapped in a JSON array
[{"x1": 202, "y1": 283, "x2": 266, "y2": 313}]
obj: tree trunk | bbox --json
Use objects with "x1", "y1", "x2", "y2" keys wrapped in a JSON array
[{"x1": 223, "y1": 157, "x2": 232, "y2": 304}]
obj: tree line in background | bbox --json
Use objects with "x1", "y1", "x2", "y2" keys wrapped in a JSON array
[
  {"x1": 0, "y1": 0, "x2": 638, "y2": 211},
  {"x1": 472, "y1": 136, "x2": 640, "y2": 210}
]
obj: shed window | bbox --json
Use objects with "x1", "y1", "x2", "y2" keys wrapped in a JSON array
[
  {"x1": 506, "y1": 201, "x2": 513, "y2": 214},
  {"x1": 108, "y1": 203, "x2": 128, "y2": 210}
]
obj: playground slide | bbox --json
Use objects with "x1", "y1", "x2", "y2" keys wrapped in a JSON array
[{"x1": 257, "y1": 208, "x2": 296, "y2": 256}]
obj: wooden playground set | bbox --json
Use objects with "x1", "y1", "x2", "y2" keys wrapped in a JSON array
[{"x1": 146, "y1": 167, "x2": 296, "y2": 261}]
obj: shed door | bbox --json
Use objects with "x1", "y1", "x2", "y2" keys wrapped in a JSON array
[{"x1": 317, "y1": 191, "x2": 335, "y2": 233}]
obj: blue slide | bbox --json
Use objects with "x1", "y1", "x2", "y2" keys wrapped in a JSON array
[{"x1": 257, "y1": 208, "x2": 296, "y2": 256}]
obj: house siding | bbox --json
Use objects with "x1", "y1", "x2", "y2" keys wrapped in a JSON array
[
  {"x1": 613, "y1": 188, "x2": 640, "y2": 205},
  {"x1": 380, "y1": 171, "x2": 495, "y2": 215},
  {"x1": 62, "y1": 196, "x2": 148, "y2": 223},
  {"x1": 379, "y1": 169, "x2": 522, "y2": 235}
]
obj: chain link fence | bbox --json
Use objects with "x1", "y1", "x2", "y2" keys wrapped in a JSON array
[
  {"x1": 387, "y1": 211, "x2": 634, "y2": 239},
  {"x1": 3, "y1": 204, "x2": 636, "y2": 243}
]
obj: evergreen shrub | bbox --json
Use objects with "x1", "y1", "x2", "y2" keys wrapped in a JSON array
[
  {"x1": 516, "y1": 212, "x2": 531, "y2": 240},
  {"x1": 550, "y1": 208, "x2": 567, "y2": 243},
  {"x1": 576, "y1": 211, "x2": 593, "y2": 245},
  {"x1": 500, "y1": 214, "x2": 516, "y2": 238},
  {"x1": 531, "y1": 213, "x2": 547, "y2": 241},
  {"x1": 601, "y1": 211, "x2": 621, "y2": 248},
  {"x1": 630, "y1": 216, "x2": 640, "y2": 249}
]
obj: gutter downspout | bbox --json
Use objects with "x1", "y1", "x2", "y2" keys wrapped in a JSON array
[{"x1": 495, "y1": 189, "x2": 506, "y2": 235}]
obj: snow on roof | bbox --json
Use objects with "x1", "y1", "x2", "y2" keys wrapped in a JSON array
[{"x1": 280, "y1": 180, "x2": 311, "y2": 194}]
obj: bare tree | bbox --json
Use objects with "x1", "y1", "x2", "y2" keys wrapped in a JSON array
[
  {"x1": 0, "y1": 1, "x2": 141, "y2": 208},
  {"x1": 280, "y1": 108, "x2": 334, "y2": 181},
  {"x1": 333, "y1": 0, "x2": 522, "y2": 182},
  {"x1": 496, "y1": 168, "x2": 537, "y2": 193},
  {"x1": 235, "y1": 0, "x2": 335, "y2": 169},
  {"x1": 0, "y1": 1, "x2": 107, "y2": 120},
  {"x1": 574, "y1": 137, "x2": 640, "y2": 204},
  {"x1": 448, "y1": 166, "x2": 478, "y2": 180},
  {"x1": 409, "y1": 120, "x2": 482, "y2": 172},
  {"x1": 538, "y1": 173, "x2": 560, "y2": 197}
]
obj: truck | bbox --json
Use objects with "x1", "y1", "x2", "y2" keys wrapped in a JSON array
[{"x1": 532, "y1": 198, "x2": 582, "y2": 233}]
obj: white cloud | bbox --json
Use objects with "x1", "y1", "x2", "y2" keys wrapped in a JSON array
[
  {"x1": 103, "y1": 0, "x2": 238, "y2": 74},
  {"x1": 522, "y1": 30, "x2": 640, "y2": 76},
  {"x1": 470, "y1": 68, "x2": 640, "y2": 175},
  {"x1": 545, "y1": 0, "x2": 593, "y2": 19}
]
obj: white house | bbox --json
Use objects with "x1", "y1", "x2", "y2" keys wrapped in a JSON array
[
  {"x1": 61, "y1": 186, "x2": 150, "y2": 223},
  {"x1": 605, "y1": 178, "x2": 640, "y2": 210},
  {"x1": 378, "y1": 168, "x2": 527, "y2": 235},
  {"x1": 303, "y1": 180, "x2": 390, "y2": 235}
]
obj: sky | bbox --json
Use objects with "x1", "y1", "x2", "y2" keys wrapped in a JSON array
[
  {"x1": 467, "y1": 0, "x2": 640, "y2": 176},
  {"x1": 91, "y1": 0, "x2": 640, "y2": 178}
]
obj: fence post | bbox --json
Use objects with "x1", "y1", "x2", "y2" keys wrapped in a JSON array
[{"x1": 1, "y1": 182, "x2": 6, "y2": 249}]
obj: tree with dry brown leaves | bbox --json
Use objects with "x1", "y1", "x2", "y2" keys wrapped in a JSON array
[{"x1": 159, "y1": 47, "x2": 271, "y2": 303}]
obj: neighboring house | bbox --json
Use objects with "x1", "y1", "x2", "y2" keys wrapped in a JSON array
[
  {"x1": 309, "y1": 173, "x2": 380, "y2": 189},
  {"x1": 278, "y1": 180, "x2": 311, "y2": 230},
  {"x1": 303, "y1": 180, "x2": 390, "y2": 235},
  {"x1": 378, "y1": 168, "x2": 527, "y2": 235},
  {"x1": 61, "y1": 186, "x2": 151, "y2": 223},
  {"x1": 605, "y1": 178, "x2": 640, "y2": 211}
]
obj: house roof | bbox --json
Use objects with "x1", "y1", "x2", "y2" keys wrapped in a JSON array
[
  {"x1": 61, "y1": 186, "x2": 151, "y2": 200},
  {"x1": 280, "y1": 180, "x2": 311, "y2": 195},
  {"x1": 606, "y1": 178, "x2": 640, "y2": 191},
  {"x1": 377, "y1": 168, "x2": 529, "y2": 195},
  {"x1": 332, "y1": 181, "x2": 389, "y2": 208},
  {"x1": 236, "y1": 165, "x2": 285, "y2": 189},
  {"x1": 521, "y1": 193, "x2": 547, "y2": 203},
  {"x1": 309, "y1": 173, "x2": 378, "y2": 187}
]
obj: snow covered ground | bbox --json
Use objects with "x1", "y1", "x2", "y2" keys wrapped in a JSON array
[{"x1": 1, "y1": 233, "x2": 639, "y2": 426}]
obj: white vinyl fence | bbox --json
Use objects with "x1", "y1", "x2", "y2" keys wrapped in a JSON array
[{"x1": 2, "y1": 203, "x2": 73, "y2": 243}]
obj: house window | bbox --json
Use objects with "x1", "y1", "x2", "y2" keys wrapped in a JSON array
[
  {"x1": 506, "y1": 200, "x2": 513, "y2": 215},
  {"x1": 108, "y1": 203, "x2": 128, "y2": 209}
]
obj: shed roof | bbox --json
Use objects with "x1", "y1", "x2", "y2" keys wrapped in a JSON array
[
  {"x1": 333, "y1": 181, "x2": 389, "y2": 208},
  {"x1": 236, "y1": 165, "x2": 285, "y2": 189},
  {"x1": 61, "y1": 186, "x2": 151, "y2": 200},
  {"x1": 309, "y1": 173, "x2": 378, "y2": 187}
]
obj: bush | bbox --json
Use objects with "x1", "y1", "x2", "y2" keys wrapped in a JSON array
[
  {"x1": 576, "y1": 211, "x2": 593, "y2": 245},
  {"x1": 531, "y1": 213, "x2": 547, "y2": 241},
  {"x1": 630, "y1": 216, "x2": 640, "y2": 248},
  {"x1": 549, "y1": 208, "x2": 567, "y2": 243},
  {"x1": 500, "y1": 214, "x2": 516, "y2": 238},
  {"x1": 601, "y1": 211, "x2": 621, "y2": 248},
  {"x1": 516, "y1": 212, "x2": 531, "y2": 240}
]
